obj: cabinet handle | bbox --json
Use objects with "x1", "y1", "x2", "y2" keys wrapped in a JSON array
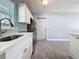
[{"x1": 24, "y1": 48, "x2": 27, "y2": 52}]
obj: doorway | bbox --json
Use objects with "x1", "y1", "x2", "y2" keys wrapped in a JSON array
[{"x1": 36, "y1": 18, "x2": 47, "y2": 40}]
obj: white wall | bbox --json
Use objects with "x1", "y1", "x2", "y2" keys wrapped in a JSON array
[
  {"x1": 48, "y1": 13, "x2": 79, "y2": 39},
  {"x1": 33, "y1": 13, "x2": 79, "y2": 39}
]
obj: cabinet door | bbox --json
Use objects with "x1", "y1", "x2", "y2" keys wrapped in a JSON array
[
  {"x1": 18, "y1": 3, "x2": 31, "y2": 24},
  {"x1": 18, "y1": 4, "x2": 26, "y2": 22},
  {"x1": 22, "y1": 44, "x2": 32, "y2": 59},
  {"x1": 22, "y1": 48, "x2": 30, "y2": 59},
  {"x1": 23, "y1": 36, "x2": 33, "y2": 59},
  {"x1": 5, "y1": 36, "x2": 33, "y2": 59},
  {"x1": 25, "y1": 6, "x2": 30, "y2": 24},
  {"x1": 5, "y1": 38, "x2": 29, "y2": 59}
]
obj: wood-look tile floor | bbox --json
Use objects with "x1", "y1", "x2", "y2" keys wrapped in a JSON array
[{"x1": 31, "y1": 40, "x2": 71, "y2": 59}]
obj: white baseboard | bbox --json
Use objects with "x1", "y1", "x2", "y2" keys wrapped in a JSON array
[{"x1": 47, "y1": 39, "x2": 71, "y2": 41}]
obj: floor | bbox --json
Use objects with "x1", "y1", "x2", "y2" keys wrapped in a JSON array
[{"x1": 31, "y1": 40, "x2": 72, "y2": 59}]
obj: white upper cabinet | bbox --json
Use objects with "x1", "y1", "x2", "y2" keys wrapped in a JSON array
[{"x1": 18, "y1": 3, "x2": 33, "y2": 24}]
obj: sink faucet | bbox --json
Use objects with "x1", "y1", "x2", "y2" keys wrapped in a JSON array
[{"x1": 0, "y1": 18, "x2": 14, "y2": 37}]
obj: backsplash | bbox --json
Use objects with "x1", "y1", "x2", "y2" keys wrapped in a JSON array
[
  {"x1": 2, "y1": 27, "x2": 18, "y2": 37},
  {"x1": 15, "y1": 23, "x2": 27, "y2": 32}
]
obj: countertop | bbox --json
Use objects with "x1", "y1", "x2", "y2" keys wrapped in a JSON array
[
  {"x1": 0, "y1": 32, "x2": 33, "y2": 55},
  {"x1": 70, "y1": 33, "x2": 79, "y2": 36}
]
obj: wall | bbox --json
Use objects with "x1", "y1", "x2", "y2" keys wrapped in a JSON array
[{"x1": 33, "y1": 13, "x2": 79, "y2": 39}]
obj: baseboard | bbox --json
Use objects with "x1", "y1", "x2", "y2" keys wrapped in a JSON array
[{"x1": 47, "y1": 39, "x2": 71, "y2": 41}]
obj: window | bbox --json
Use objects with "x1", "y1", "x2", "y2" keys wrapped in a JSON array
[{"x1": 0, "y1": 0, "x2": 14, "y2": 24}]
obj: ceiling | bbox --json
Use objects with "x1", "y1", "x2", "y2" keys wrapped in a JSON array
[{"x1": 24, "y1": 0, "x2": 79, "y2": 14}]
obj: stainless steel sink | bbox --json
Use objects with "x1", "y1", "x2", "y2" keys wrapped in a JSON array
[{"x1": 0, "y1": 35, "x2": 23, "y2": 42}]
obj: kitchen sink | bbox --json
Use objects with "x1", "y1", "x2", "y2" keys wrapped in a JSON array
[{"x1": 0, "y1": 35, "x2": 23, "y2": 42}]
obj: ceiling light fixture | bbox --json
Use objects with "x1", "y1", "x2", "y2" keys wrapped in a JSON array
[{"x1": 41, "y1": 0, "x2": 49, "y2": 5}]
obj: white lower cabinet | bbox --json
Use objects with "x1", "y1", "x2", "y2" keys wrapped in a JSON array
[
  {"x1": 5, "y1": 36, "x2": 33, "y2": 59},
  {"x1": 22, "y1": 49, "x2": 30, "y2": 59},
  {"x1": 22, "y1": 43, "x2": 33, "y2": 59}
]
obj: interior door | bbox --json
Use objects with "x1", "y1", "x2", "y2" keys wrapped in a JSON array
[{"x1": 36, "y1": 18, "x2": 47, "y2": 40}]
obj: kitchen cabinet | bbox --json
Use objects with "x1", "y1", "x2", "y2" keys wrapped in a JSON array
[
  {"x1": 18, "y1": 3, "x2": 33, "y2": 24},
  {"x1": 5, "y1": 35, "x2": 33, "y2": 59},
  {"x1": 0, "y1": 53, "x2": 5, "y2": 59}
]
